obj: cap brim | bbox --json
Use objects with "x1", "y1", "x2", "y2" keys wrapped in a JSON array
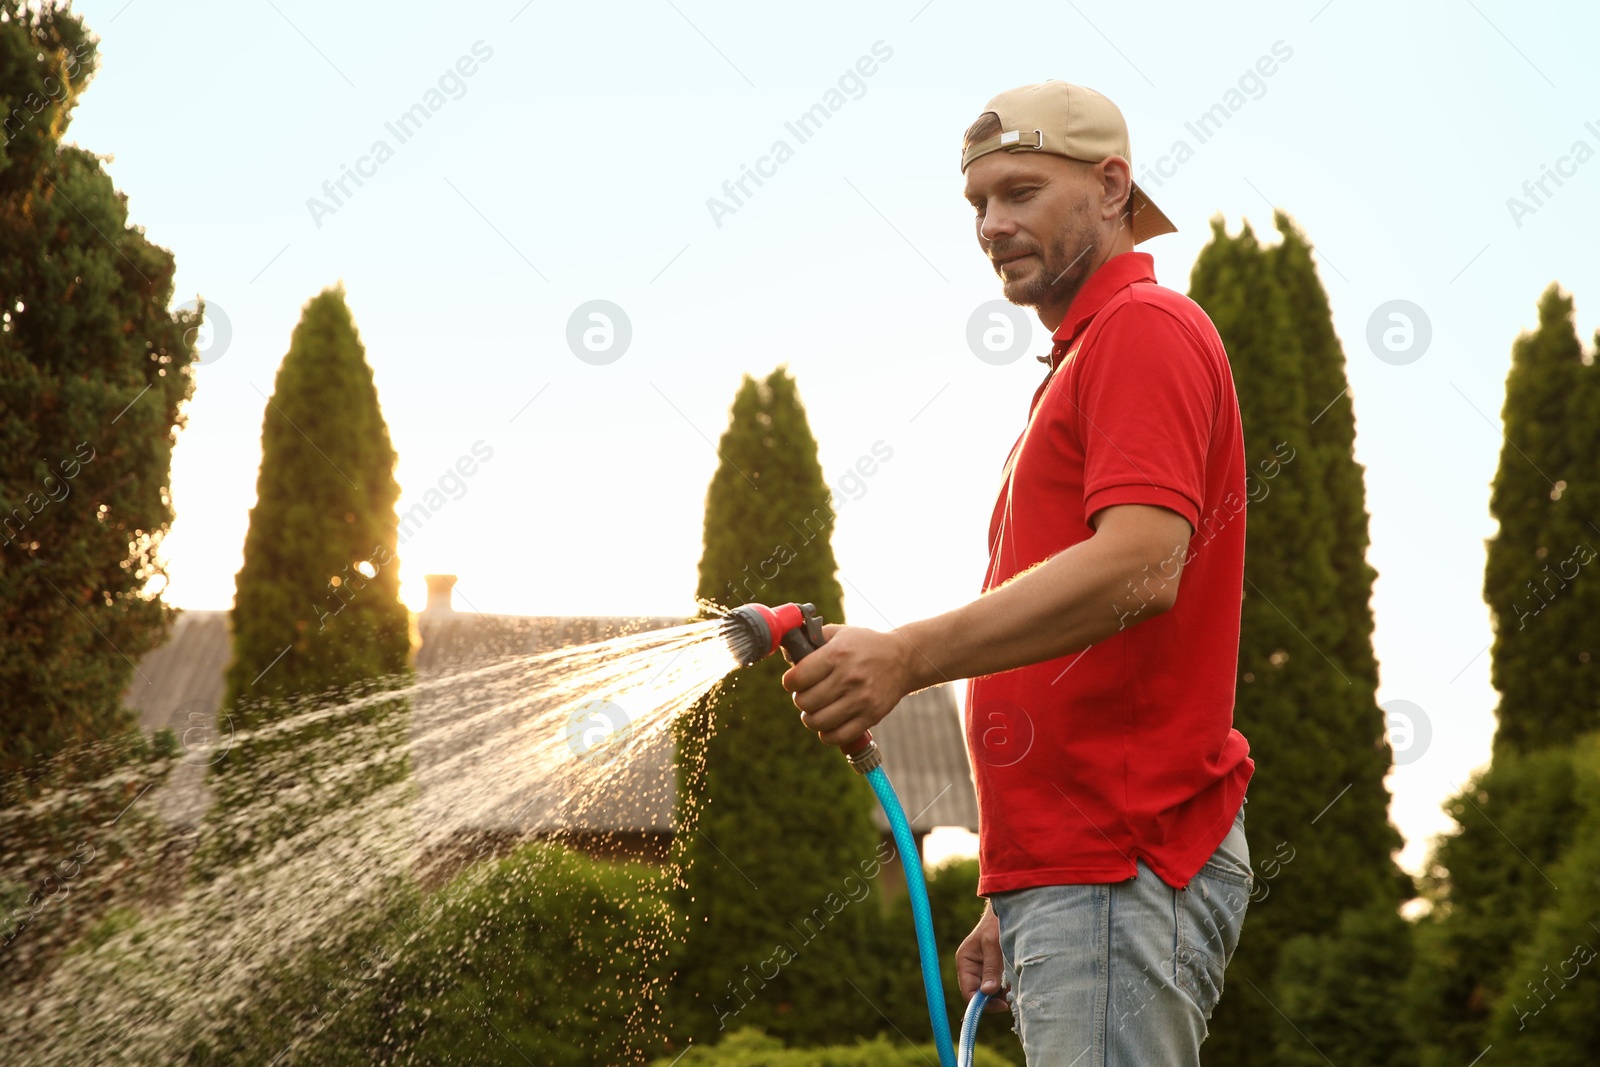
[{"x1": 1130, "y1": 183, "x2": 1177, "y2": 244}]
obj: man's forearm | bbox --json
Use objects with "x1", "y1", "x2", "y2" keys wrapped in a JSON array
[{"x1": 894, "y1": 514, "x2": 1186, "y2": 690}]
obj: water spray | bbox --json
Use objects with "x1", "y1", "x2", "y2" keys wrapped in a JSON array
[{"x1": 719, "y1": 602, "x2": 990, "y2": 1067}]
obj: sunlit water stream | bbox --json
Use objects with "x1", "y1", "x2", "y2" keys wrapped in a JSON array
[{"x1": 0, "y1": 608, "x2": 746, "y2": 1063}]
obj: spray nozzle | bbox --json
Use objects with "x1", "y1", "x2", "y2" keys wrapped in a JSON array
[
  {"x1": 720, "y1": 602, "x2": 825, "y2": 668},
  {"x1": 719, "y1": 602, "x2": 880, "y2": 772}
]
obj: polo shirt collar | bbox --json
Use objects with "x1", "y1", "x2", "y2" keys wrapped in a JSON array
[{"x1": 1038, "y1": 251, "x2": 1158, "y2": 368}]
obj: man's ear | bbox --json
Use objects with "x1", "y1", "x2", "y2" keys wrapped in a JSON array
[{"x1": 1097, "y1": 156, "x2": 1133, "y2": 223}]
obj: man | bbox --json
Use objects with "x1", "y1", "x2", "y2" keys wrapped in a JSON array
[{"x1": 781, "y1": 80, "x2": 1254, "y2": 1065}]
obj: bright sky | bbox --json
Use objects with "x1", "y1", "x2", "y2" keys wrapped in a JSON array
[{"x1": 68, "y1": 0, "x2": 1599, "y2": 875}]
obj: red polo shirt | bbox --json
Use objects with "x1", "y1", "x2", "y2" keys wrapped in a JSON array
[{"x1": 966, "y1": 250, "x2": 1254, "y2": 895}]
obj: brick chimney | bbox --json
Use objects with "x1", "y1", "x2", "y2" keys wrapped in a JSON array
[{"x1": 423, "y1": 574, "x2": 457, "y2": 614}]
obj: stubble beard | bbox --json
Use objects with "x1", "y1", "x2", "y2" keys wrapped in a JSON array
[{"x1": 999, "y1": 218, "x2": 1101, "y2": 312}]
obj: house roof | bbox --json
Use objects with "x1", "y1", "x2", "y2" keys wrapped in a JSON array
[{"x1": 124, "y1": 609, "x2": 980, "y2": 836}]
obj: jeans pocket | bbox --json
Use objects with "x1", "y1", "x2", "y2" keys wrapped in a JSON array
[
  {"x1": 1177, "y1": 828, "x2": 1252, "y2": 1020},
  {"x1": 1177, "y1": 874, "x2": 1249, "y2": 1019}
]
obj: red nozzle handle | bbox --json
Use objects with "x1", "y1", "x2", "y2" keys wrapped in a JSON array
[{"x1": 775, "y1": 603, "x2": 825, "y2": 665}]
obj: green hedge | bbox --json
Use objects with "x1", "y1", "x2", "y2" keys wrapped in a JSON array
[
  {"x1": 177, "y1": 839, "x2": 677, "y2": 1065},
  {"x1": 38, "y1": 837, "x2": 1020, "y2": 1065}
]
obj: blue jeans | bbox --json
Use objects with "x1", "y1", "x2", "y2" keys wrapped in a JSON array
[{"x1": 990, "y1": 800, "x2": 1251, "y2": 1066}]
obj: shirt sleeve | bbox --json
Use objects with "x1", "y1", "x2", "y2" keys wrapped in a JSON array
[{"x1": 1071, "y1": 301, "x2": 1218, "y2": 533}]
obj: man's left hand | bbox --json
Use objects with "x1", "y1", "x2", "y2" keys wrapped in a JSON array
[{"x1": 780, "y1": 624, "x2": 919, "y2": 748}]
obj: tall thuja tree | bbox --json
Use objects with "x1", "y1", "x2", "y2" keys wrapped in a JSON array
[
  {"x1": 1540, "y1": 318, "x2": 1600, "y2": 711},
  {"x1": 205, "y1": 286, "x2": 411, "y2": 868},
  {"x1": 1188, "y1": 218, "x2": 1329, "y2": 1067},
  {"x1": 1270, "y1": 214, "x2": 1383, "y2": 754},
  {"x1": 669, "y1": 368, "x2": 882, "y2": 1048},
  {"x1": 1187, "y1": 216, "x2": 1405, "y2": 1066},
  {"x1": 1483, "y1": 285, "x2": 1590, "y2": 752},
  {"x1": 1266, "y1": 213, "x2": 1402, "y2": 897},
  {"x1": 1408, "y1": 290, "x2": 1596, "y2": 1066},
  {"x1": 1257, "y1": 215, "x2": 1413, "y2": 1065},
  {"x1": 0, "y1": 0, "x2": 198, "y2": 778}
]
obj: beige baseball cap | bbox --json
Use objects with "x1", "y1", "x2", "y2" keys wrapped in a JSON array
[{"x1": 961, "y1": 80, "x2": 1177, "y2": 244}]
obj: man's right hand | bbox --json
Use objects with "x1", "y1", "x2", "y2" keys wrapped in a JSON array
[{"x1": 956, "y1": 902, "x2": 1010, "y2": 1011}]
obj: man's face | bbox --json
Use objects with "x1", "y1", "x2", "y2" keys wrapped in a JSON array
[{"x1": 963, "y1": 152, "x2": 1103, "y2": 313}]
